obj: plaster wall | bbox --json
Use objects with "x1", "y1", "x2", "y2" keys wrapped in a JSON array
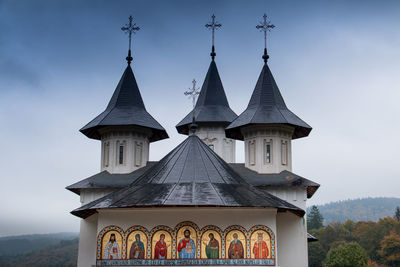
[
  {"x1": 265, "y1": 187, "x2": 307, "y2": 210},
  {"x1": 241, "y1": 126, "x2": 293, "y2": 174},
  {"x1": 80, "y1": 189, "x2": 116, "y2": 206},
  {"x1": 276, "y1": 212, "x2": 308, "y2": 267},
  {"x1": 100, "y1": 129, "x2": 150, "y2": 174},
  {"x1": 196, "y1": 126, "x2": 236, "y2": 163},
  {"x1": 77, "y1": 214, "x2": 98, "y2": 267}
]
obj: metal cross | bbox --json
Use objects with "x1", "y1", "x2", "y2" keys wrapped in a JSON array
[
  {"x1": 205, "y1": 14, "x2": 222, "y2": 50},
  {"x1": 184, "y1": 79, "x2": 200, "y2": 110},
  {"x1": 121, "y1": 15, "x2": 140, "y2": 52},
  {"x1": 256, "y1": 14, "x2": 275, "y2": 56}
]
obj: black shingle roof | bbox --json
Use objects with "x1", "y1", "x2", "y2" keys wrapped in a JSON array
[
  {"x1": 225, "y1": 63, "x2": 311, "y2": 140},
  {"x1": 80, "y1": 65, "x2": 168, "y2": 142},
  {"x1": 71, "y1": 135, "x2": 305, "y2": 219},
  {"x1": 176, "y1": 61, "x2": 237, "y2": 135},
  {"x1": 66, "y1": 163, "x2": 319, "y2": 198}
]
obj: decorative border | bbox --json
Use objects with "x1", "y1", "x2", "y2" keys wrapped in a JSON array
[
  {"x1": 97, "y1": 259, "x2": 275, "y2": 266},
  {"x1": 96, "y1": 223, "x2": 276, "y2": 265}
]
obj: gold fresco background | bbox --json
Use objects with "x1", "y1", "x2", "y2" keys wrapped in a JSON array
[
  {"x1": 127, "y1": 231, "x2": 147, "y2": 259},
  {"x1": 250, "y1": 230, "x2": 271, "y2": 259},
  {"x1": 225, "y1": 230, "x2": 247, "y2": 259},
  {"x1": 151, "y1": 230, "x2": 172, "y2": 259},
  {"x1": 102, "y1": 230, "x2": 123, "y2": 259},
  {"x1": 176, "y1": 226, "x2": 197, "y2": 259},
  {"x1": 200, "y1": 230, "x2": 222, "y2": 259}
]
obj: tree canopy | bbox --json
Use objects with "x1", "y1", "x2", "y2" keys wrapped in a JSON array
[{"x1": 308, "y1": 205, "x2": 324, "y2": 230}]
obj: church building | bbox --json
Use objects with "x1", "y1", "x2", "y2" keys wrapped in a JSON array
[{"x1": 67, "y1": 14, "x2": 320, "y2": 267}]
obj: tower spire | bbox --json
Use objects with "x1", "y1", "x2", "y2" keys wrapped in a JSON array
[
  {"x1": 205, "y1": 14, "x2": 222, "y2": 61},
  {"x1": 121, "y1": 15, "x2": 140, "y2": 65},
  {"x1": 256, "y1": 13, "x2": 275, "y2": 63},
  {"x1": 184, "y1": 79, "x2": 200, "y2": 134}
]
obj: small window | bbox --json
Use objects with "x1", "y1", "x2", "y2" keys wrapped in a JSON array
[
  {"x1": 281, "y1": 140, "x2": 288, "y2": 165},
  {"x1": 249, "y1": 140, "x2": 256, "y2": 165},
  {"x1": 119, "y1": 145, "x2": 124, "y2": 164},
  {"x1": 266, "y1": 143, "x2": 271, "y2": 163},
  {"x1": 135, "y1": 142, "x2": 143, "y2": 167},
  {"x1": 208, "y1": 144, "x2": 214, "y2": 151},
  {"x1": 103, "y1": 142, "x2": 109, "y2": 167}
]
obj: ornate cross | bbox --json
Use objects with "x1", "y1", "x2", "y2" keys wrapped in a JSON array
[
  {"x1": 184, "y1": 79, "x2": 200, "y2": 110},
  {"x1": 256, "y1": 14, "x2": 275, "y2": 62},
  {"x1": 205, "y1": 14, "x2": 222, "y2": 60},
  {"x1": 121, "y1": 15, "x2": 140, "y2": 64}
]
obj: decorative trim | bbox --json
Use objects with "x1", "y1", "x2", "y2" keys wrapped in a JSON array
[{"x1": 96, "y1": 223, "x2": 276, "y2": 265}]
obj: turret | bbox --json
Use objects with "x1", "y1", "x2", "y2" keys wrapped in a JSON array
[
  {"x1": 176, "y1": 15, "x2": 237, "y2": 163},
  {"x1": 225, "y1": 15, "x2": 311, "y2": 173},
  {"x1": 80, "y1": 17, "x2": 168, "y2": 174}
]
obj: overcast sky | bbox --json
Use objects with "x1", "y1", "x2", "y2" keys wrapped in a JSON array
[{"x1": 1, "y1": 0, "x2": 399, "y2": 236}]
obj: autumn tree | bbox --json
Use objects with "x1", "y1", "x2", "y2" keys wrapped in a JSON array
[
  {"x1": 308, "y1": 205, "x2": 324, "y2": 230},
  {"x1": 379, "y1": 231, "x2": 400, "y2": 267},
  {"x1": 323, "y1": 242, "x2": 368, "y2": 267}
]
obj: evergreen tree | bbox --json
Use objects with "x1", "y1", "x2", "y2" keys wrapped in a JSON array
[
  {"x1": 395, "y1": 206, "x2": 400, "y2": 222},
  {"x1": 308, "y1": 205, "x2": 324, "y2": 230}
]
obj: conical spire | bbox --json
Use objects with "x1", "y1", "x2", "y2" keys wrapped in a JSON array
[
  {"x1": 225, "y1": 63, "x2": 311, "y2": 140},
  {"x1": 176, "y1": 60, "x2": 237, "y2": 135},
  {"x1": 80, "y1": 65, "x2": 168, "y2": 142}
]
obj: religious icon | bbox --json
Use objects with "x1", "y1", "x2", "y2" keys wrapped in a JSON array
[
  {"x1": 129, "y1": 234, "x2": 145, "y2": 259},
  {"x1": 201, "y1": 230, "x2": 221, "y2": 259},
  {"x1": 127, "y1": 231, "x2": 147, "y2": 259},
  {"x1": 227, "y1": 232, "x2": 245, "y2": 259},
  {"x1": 251, "y1": 231, "x2": 270, "y2": 259},
  {"x1": 177, "y1": 228, "x2": 196, "y2": 259},
  {"x1": 103, "y1": 232, "x2": 121, "y2": 260},
  {"x1": 152, "y1": 231, "x2": 172, "y2": 259}
]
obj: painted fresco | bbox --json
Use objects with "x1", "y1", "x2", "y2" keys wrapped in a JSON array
[
  {"x1": 102, "y1": 230, "x2": 122, "y2": 260},
  {"x1": 201, "y1": 230, "x2": 221, "y2": 259},
  {"x1": 152, "y1": 230, "x2": 172, "y2": 259},
  {"x1": 176, "y1": 226, "x2": 197, "y2": 259},
  {"x1": 250, "y1": 230, "x2": 271, "y2": 259},
  {"x1": 127, "y1": 231, "x2": 147, "y2": 259},
  {"x1": 97, "y1": 222, "x2": 275, "y2": 266},
  {"x1": 226, "y1": 230, "x2": 246, "y2": 259}
]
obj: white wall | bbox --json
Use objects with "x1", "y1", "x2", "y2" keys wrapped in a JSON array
[
  {"x1": 99, "y1": 127, "x2": 150, "y2": 174},
  {"x1": 77, "y1": 214, "x2": 98, "y2": 267},
  {"x1": 276, "y1": 212, "x2": 308, "y2": 267},
  {"x1": 196, "y1": 126, "x2": 236, "y2": 163},
  {"x1": 241, "y1": 125, "x2": 293, "y2": 174}
]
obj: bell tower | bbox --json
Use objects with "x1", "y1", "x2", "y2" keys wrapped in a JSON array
[
  {"x1": 80, "y1": 16, "x2": 168, "y2": 174},
  {"x1": 176, "y1": 15, "x2": 237, "y2": 163},
  {"x1": 226, "y1": 14, "x2": 311, "y2": 174}
]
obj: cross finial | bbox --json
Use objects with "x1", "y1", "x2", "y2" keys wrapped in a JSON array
[
  {"x1": 184, "y1": 79, "x2": 201, "y2": 134},
  {"x1": 256, "y1": 13, "x2": 275, "y2": 63},
  {"x1": 121, "y1": 15, "x2": 140, "y2": 65},
  {"x1": 205, "y1": 14, "x2": 222, "y2": 60}
]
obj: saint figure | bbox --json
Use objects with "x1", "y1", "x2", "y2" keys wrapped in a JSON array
[
  {"x1": 177, "y1": 229, "x2": 196, "y2": 259},
  {"x1": 228, "y1": 233, "x2": 244, "y2": 259},
  {"x1": 203, "y1": 233, "x2": 219, "y2": 259},
  {"x1": 253, "y1": 233, "x2": 269, "y2": 259},
  {"x1": 129, "y1": 234, "x2": 145, "y2": 259},
  {"x1": 104, "y1": 233, "x2": 121, "y2": 259},
  {"x1": 154, "y1": 234, "x2": 170, "y2": 259}
]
